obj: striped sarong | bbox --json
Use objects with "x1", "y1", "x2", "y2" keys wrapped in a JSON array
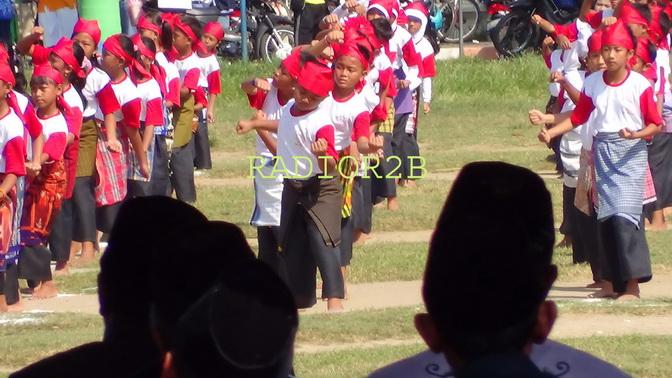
[
  {"x1": 125, "y1": 129, "x2": 155, "y2": 182},
  {"x1": 593, "y1": 132, "x2": 647, "y2": 221},
  {"x1": 94, "y1": 124, "x2": 127, "y2": 207},
  {"x1": 338, "y1": 150, "x2": 356, "y2": 218}
]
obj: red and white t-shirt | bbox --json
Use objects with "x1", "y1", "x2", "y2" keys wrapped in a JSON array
[
  {"x1": 570, "y1": 70, "x2": 663, "y2": 134},
  {"x1": 0, "y1": 108, "x2": 26, "y2": 176},
  {"x1": 324, "y1": 92, "x2": 371, "y2": 152},
  {"x1": 38, "y1": 111, "x2": 68, "y2": 162},
  {"x1": 173, "y1": 52, "x2": 202, "y2": 92},
  {"x1": 276, "y1": 104, "x2": 337, "y2": 179},
  {"x1": 11, "y1": 90, "x2": 41, "y2": 161},
  {"x1": 95, "y1": 74, "x2": 141, "y2": 131},
  {"x1": 156, "y1": 51, "x2": 181, "y2": 107},
  {"x1": 198, "y1": 53, "x2": 221, "y2": 95},
  {"x1": 62, "y1": 84, "x2": 84, "y2": 138},
  {"x1": 83, "y1": 67, "x2": 119, "y2": 119},
  {"x1": 415, "y1": 37, "x2": 436, "y2": 104},
  {"x1": 247, "y1": 80, "x2": 290, "y2": 157},
  {"x1": 135, "y1": 78, "x2": 164, "y2": 127}
]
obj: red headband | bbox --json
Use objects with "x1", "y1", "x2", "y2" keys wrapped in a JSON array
[
  {"x1": 397, "y1": 9, "x2": 408, "y2": 25},
  {"x1": 132, "y1": 33, "x2": 155, "y2": 60},
  {"x1": 334, "y1": 41, "x2": 371, "y2": 70},
  {"x1": 104, "y1": 34, "x2": 151, "y2": 81},
  {"x1": 344, "y1": 16, "x2": 383, "y2": 50},
  {"x1": 620, "y1": 4, "x2": 648, "y2": 27},
  {"x1": 648, "y1": 5, "x2": 665, "y2": 44},
  {"x1": 0, "y1": 63, "x2": 15, "y2": 86},
  {"x1": 174, "y1": 18, "x2": 205, "y2": 53},
  {"x1": 73, "y1": 18, "x2": 101, "y2": 46},
  {"x1": 33, "y1": 64, "x2": 64, "y2": 85},
  {"x1": 588, "y1": 29, "x2": 603, "y2": 54},
  {"x1": 281, "y1": 48, "x2": 301, "y2": 79},
  {"x1": 297, "y1": 60, "x2": 333, "y2": 97},
  {"x1": 204, "y1": 21, "x2": 225, "y2": 41},
  {"x1": 602, "y1": 21, "x2": 635, "y2": 50},
  {"x1": 137, "y1": 15, "x2": 161, "y2": 36},
  {"x1": 0, "y1": 44, "x2": 8, "y2": 64},
  {"x1": 634, "y1": 37, "x2": 654, "y2": 64},
  {"x1": 553, "y1": 22, "x2": 578, "y2": 43},
  {"x1": 51, "y1": 37, "x2": 85, "y2": 78}
]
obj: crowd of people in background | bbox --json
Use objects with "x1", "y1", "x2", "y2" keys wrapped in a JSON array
[
  {"x1": 528, "y1": 0, "x2": 671, "y2": 300},
  {"x1": 0, "y1": 0, "x2": 437, "y2": 313}
]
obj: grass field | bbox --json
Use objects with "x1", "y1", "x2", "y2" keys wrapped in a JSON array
[{"x1": 2, "y1": 54, "x2": 672, "y2": 377}]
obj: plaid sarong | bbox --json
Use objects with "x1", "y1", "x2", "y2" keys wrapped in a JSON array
[
  {"x1": 643, "y1": 163, "x2": 656, "y2": 205},
  {"x1": 125, "y1": 129, "x2": 155, "y2": 182},
  {"x1": 377, "y1": 103, "x2": 395, "y2": 134},
  {"x1": 575, "y1": 148, "x2": 595, "y2": 216},
  {"x1": 20, "y1": 160, "x2": 67, "y2": 246},
  {"x1": 593, "y1": 133, "x2": 648, "y2": 221},
  {"x1": 6, "y1": 176, "x2": 24, "y2": 266},
  {"x1": 94, "y1": 124, "x2": 127, "y2": 207}
]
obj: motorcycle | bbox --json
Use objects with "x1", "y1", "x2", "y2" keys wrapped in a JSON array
[
  {"x1": 485, "y1": 0, "x2": 510, "y2": 34},
  {"x1": 488, "y1": 0, "x2": 578, "y2": 57},
  {"x1": 154, "y1": 0, "x2": 295, "y2": 61}
]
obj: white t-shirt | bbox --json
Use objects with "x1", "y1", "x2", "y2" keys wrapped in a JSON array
[
  {"x1": 246, "y1": 80, "x2": 288, "y2": 158},
  {"x1": 324, "y1": 91, "x2": 371, "y2": 152},
  {"x1": 276, "y1": 103, "x2": 335, "y2": 179},
  {"x1": 94, "y1": 74, "x2": 141, "y2": 127},
  {"x1": 0, "y1": 108, "x2": 25, "y2": 174},
  {"x1": 62, "y1": 85, "x2": 84, "y2": 114},
  {"x1": 197, "y1": 53, "x2": 220, "y2": 88},
  {"x1": 369, "y1": 341, "x2": 629, "y2": 378},
  {"x1": 83, "y1": 67, "x2": 112, "y2": 118},
  {"x1": 571, "y1": 70, "x2": 661, "y2": 135},
  {"x1": 135, "y1": 78, "x2": 163, "y2": 125}
]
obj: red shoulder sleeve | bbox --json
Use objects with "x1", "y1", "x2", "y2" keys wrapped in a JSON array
[
  {"x1": 65, "y1": 106, "x2": 83, "y2": 138},
  {"x1": 421, "y1": 55, "x2": 437, "y2": 78},
  {"x1": 43, "y1": 132, "x2": 67, "y2": 161},
  {"x1": 182, "y1": 68, "x2": 200, "y2": 91},
  {"x1": 97, "y1": 83, "x2": 121, "y2": 116},
  {"x1": 121, "y1": 98, "x2": 142, "y2": 129},
  {"x1": 247, "y1": 90, "x2": 268, "y2": 110},
  {"x1": 640, "y1": 86, "x2": 663, "y2": 126},
  {"x1": 352, "y1": 111, "x2": 370, "y2": 141},
  {"x1": 585, "y1": 10, "x2": 603, "y2": 29},
  {"x1": 315, "y1": 125, "x2": 339, "y2": 161},
  {"x1": 145, "y1": 97, "x2": 164, "y2": 127},
  {"x1": 402, "y1": 40, "x2": 421, "y2": 67},
  {"x1": 168, "y1": 77, "x2": 181, "y2": 106},
  {"x1": 2, "y1": 137, "x2": 26, "y2": 176},
  {"x1": 24, "y1": 104, "x2": 42, "y2": 139},
  {"x1": 570, "y1": 91, "x2": 595, "y2": 127},
  {"x1": 194, "y1": 87, "x2": 208, "y2": 107},
  {"x1": 207, "y1": 70, "x2": 221, "y2": 95}
]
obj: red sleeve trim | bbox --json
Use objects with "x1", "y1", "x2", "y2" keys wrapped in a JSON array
[
  {"x1": 145, "y1": 97, "x2": 164, "y2": 127},
  {"x1": 2, "y1": 137, "x2": 26, "y2": 176},
  {"x1": 97, "y1": 84, "x2": 121, "y2": 115},
  {"x1": 570, "y1": 91, "x2": 595, "y2": 127},
  {"x1": 183, "y1": 68, "x2": 201, "y2": 90},
  {"x1": 168, "y1": 77, "x2": 181, "y2": 106},
  {"x1": 24, "y1": 104, "x2": 42, "y2": 139},
  {"x1": 640, "y1": 86, "x2": 663, "y2": 126},
  {"x1": 207, "y1": 70, "x2": 221, "y2": 95},
  {"x1": 43, "y1": 132, "x2": 67, "y2": 161},
  {"x1": 315, "y1": 125, "x2": 339, "y2": 161},
  {"x1": 194, "y1": 87, "x2": 208, "y2": 107},
  {"x1": 122, "y1": 98, "x2": 142, "y2": 129},
  {"x1": 64, "y1": 106, "x2": 83, "y2": 139},
  {"x1": 371, "y1": 104, "x2": 387, "y2": 123},
  {"x1": 352, "y1": 112, "x2": 370, "y2": 141},
  {"x1": 247, "y1": 90, "x2": 268, "y2": 110},
  {"x1": 585, "y1": 10, "x2": 603, "y2": 29}
]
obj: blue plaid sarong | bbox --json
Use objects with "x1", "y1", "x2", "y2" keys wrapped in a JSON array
[{"x1": 593, "y1": 132, "x2": 647, "y2": 223}]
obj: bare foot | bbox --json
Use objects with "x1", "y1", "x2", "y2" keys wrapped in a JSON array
[
  {"x1": 588, "y1": 288, "x2": 617, "y2": 299},
  {"x1": 645, "y1": 223, "x2": 667, "y2": 232},
  {"x1": 72, "y1": 249, "x2": 96, "y2": 267},
  {"x1": 586, "y1": 281, "x2": 604, "y2": 289},
  {"x1": 7, "y1": 299, "x2": 24, "y2": 312},
  {"x1": 354, "y1": 232, "x2": 371, "y2": 246},
  {"x1": 373, "y1": 202, "x2": 386, "y2": 209},
  {"x1": 0, "y1": 295, "x2": 7, "y2": 312},
  {"x1": 326, "y1": 298, "x2": 344, "y2": 312},
  {"x1": 387, "y1": 197, "x2": 399, "y2": 211},
  {"x1": 405, "y1": 180, "x2": 417, "y2": 188},
  {"x1": 53, "y1": 264, "x2": 70, "y2": 277},
  {"x1": 617, "y1": 293, "x2": 640, "y2": 301},
  {"x1": 556, "y1": 235, "x2": 572, "y2": 249},
  {"x1": 20, "y1": 287, "x2": 34, "y2": 295},
  {"x1": 31, "y1": 281, "x2": 58, "y2": 299},
  {"x1": 398, "y1": 179, "x2": 407, "y2": 187}
]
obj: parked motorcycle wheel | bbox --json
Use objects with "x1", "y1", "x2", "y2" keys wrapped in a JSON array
[
  {"x1": 437, "y1": 0, "x2": 482, "y2": 42},
  {"x1": 258, "y1": 25, "x2": 295, "y2": 61},
  {"x1": 489, "y1": 10, "x2": 537, "y2": 57}
]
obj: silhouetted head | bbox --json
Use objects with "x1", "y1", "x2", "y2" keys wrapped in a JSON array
[{"x1": 417, "y1": 162, "x2": 557, "y2": 367}]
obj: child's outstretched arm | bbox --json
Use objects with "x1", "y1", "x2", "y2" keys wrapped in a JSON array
[
  {"x1": 551, "y1": 72, "x2": 581, "y2": 105},
  {"x1": 529, "y1": 109, "x2": 572, "y2": 126},
  {"x1": 236, "y1": 119, "x2": 279, "y2": 134},
  {"x1": 16, "y1": 27, "x2": 43, "y2": 56},
  {"x1": 303, "y1": 30, "x2": 344, "y2": 58}
]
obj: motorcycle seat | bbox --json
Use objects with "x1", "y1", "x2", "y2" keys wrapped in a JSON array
[{"x1": 185, "y1": 7, "x2": 223, "y2": 17}]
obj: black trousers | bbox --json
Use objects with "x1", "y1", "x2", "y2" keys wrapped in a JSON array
[
  {"x1": 371, "y1": 132, "x2": 397, "y2": 202},
  {"x1": 18, "y1": 245, "x2": 53, "y2": 282},
  {"x1": 352, "y1": 176, "x2": 372, "y2": 234},
  {"x1": 598, "y1": 215, "x2": 652, "y2": 293},
  {"x1": 151, "y1": 135, "x2": 171, "y2": 196},
  {"x1": 561, "y1": 186, "x2": 589, "y2": 264},
  {"x1": 72, "y1": 177, "x2": 97, "y2": 243},
  {"x1": 127, "y1": 179, "x2": 152, "y2": 199},
  {"x1": 2, "y1": 263, "x2": 20, "y2": 304},
  {"x1": 169, "y1": 142, "x2": 197, "y2": 203},
  {"x1": 96, "y1": 203, "x2": 121, "y2": 234},
  {"x1": 295, "y1": 2, "x2": 328, "y2": 45},
  {"x1": 257, "y1": 226, "x2": 288, "y2": 283},
  {"x1": 193, "y1": 110, "x2": 212, "y2": 170},
  {"x1": 340, "y1": 216, "x2": 354, "y2": 267},
  {"x1": 284, "y1": 206, "x2": 344, "y2": 308},
  {"x1": 49, "y1": 199, "x2": 73, "y2": 263}
]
